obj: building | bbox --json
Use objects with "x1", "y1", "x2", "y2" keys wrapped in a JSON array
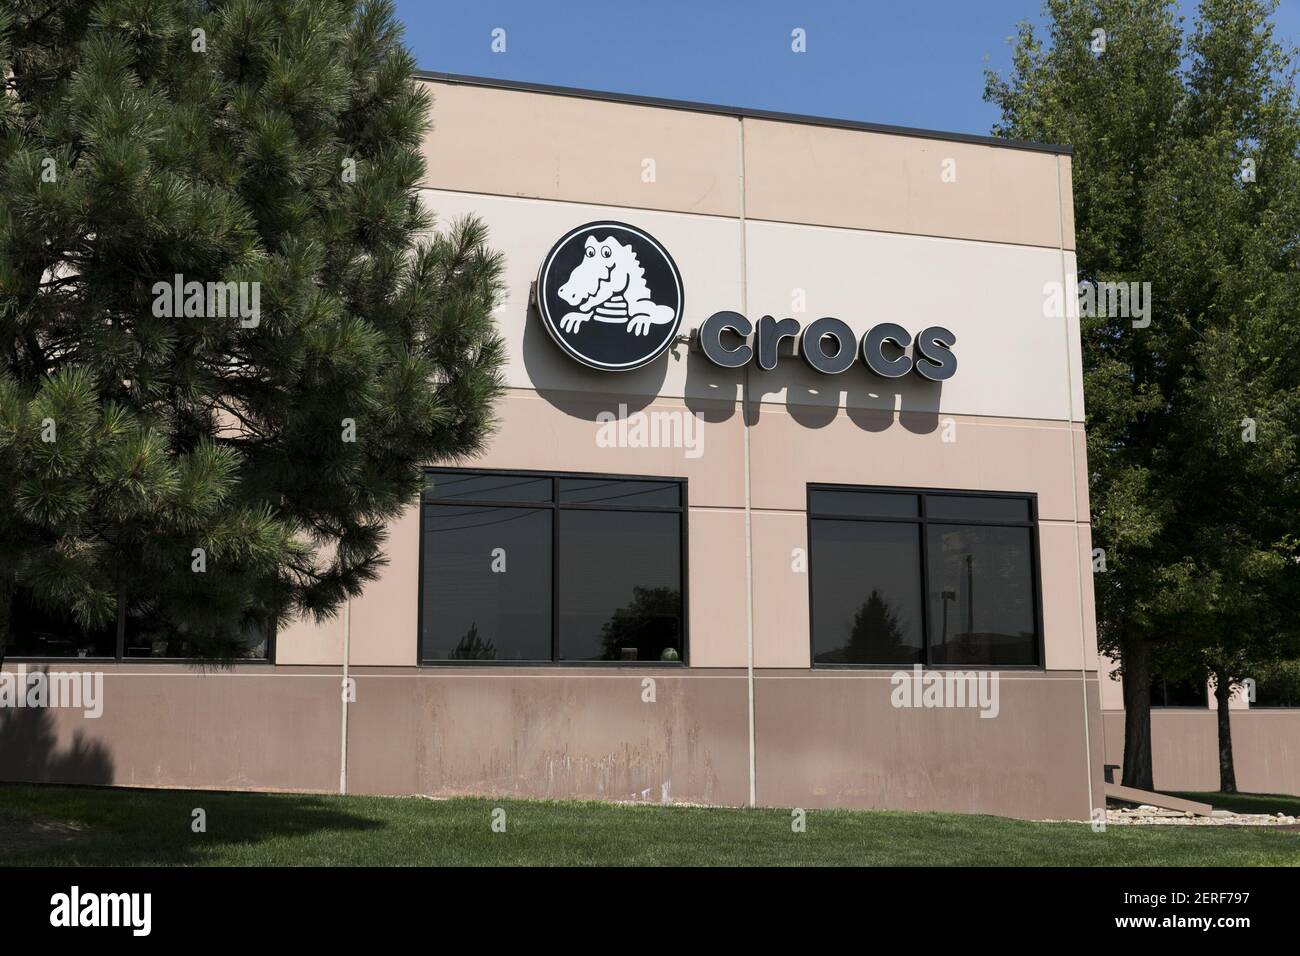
[
  {"x1": 1100, "y1": 657, "x2": 1300, "y2": 795},
  {"x1": 1, "y1": 73, "x2": 1108, "y2": 820}
]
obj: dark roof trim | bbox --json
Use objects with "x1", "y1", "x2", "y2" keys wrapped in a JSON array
[{"x1": 415, "y1": 70, "x2": 1072, "y2": 156}]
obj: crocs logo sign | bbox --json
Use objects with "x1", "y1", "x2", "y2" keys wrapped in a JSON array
[
  {"x1": 536, "y1": 221, "x2": 684, "y2": 371},
  {"x1": 698, "y1": 312, "x2": 958, "y2": 381},
  {"x1": 536, "y1": 221, "x2": 956, "y2": 381}
]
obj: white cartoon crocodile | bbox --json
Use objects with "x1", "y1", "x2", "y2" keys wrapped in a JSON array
[{"x1": 557, "y1": 235, "x2": 677, "y2": 337}]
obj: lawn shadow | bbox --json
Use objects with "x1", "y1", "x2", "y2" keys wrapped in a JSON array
[{"x1": 0, "y1": 783, "x2": 386, "y2": 866}]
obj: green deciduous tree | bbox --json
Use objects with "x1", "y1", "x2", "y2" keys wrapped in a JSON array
[
  {"x1": 987, "y1": 0, "x2": 1300, "y2": 791},
  {"x1": 0, "y1": 0, "x2": 506, "y2": 660}
]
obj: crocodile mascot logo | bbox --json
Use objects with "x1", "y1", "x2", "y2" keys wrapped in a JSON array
[{"x1": 536, "y1": 221, "x2": 684, "y2": 371}]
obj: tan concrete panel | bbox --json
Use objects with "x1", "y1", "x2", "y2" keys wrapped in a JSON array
[
  {"x1": 275, "y1": 607, "x2": 345, "y2": 666},
  {"x1": 687, "y1": 508, "x2": 750, "y2": 668},
  {"x1": 0, "y1": 669, "x2": 340, "y2": 792},
  {"x1": 1077, "y1": 522, "x2": 1100, "y2": 671},
  {"x1": 1039, "y1": 520, "x2": 1090, "y2": 671},
  {"x1": 349, "y1": 503, "x2": 420, "y2": 667},
  {"x1": 275, "y1": 537, "x2": 346, "y2": 665},
  {"x1": 743, "y1": 118, "x2": 1065, "y2": 248},
  {"x1": 1062, "y1": 250, "x2": 1086, "y2": 420},
  {"x1": 1072, "y1": 425, "x2": 1090, "y2": 518},
  {"x1": 1085, "y1": 674, "x2": 1107, "y2": 809},
  {"x1": 467, "y1": 388, "x2": 746, "y2": 509},
  {"x1": 743, "y1": 220, "x2": 1078, "y2": 420},
  {"x1": 746, "y1": 404, "x2": 1080, "y2": 521},
  {"x1": 754, "y1": 671, "x2": 1100, "y2": 818},
  {"x1": 421, "y1": 81, "x2": 740, "y2": 217},
  {"x1": 345, "y1": 670, "x2": 750, "y2": 805},
  {"x1": 1102, "y1": 709, "x2": 1300, "y2": 795},
  {"x1": 1099, "y1": 654, "x2": 1125, "y2": 711},
  {"x1": 419, "y1": 188, "x2": 745, "y2": 405},
  {"x1": 1058, "y1": 155, "x2": 1077, "y2": 251},
  {"x1": 751, "y1": 510, "x2": 810, "y2": 669}
]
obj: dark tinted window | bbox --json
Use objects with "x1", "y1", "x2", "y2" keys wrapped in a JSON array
[
  {"x1": 810, "y1": 520, "x2": 923, "y2": 665},
  {"x1": 808, "y1": 489, "x2": 918, "y2": 518},
  {"x1": 5, "y1": 588, "x2": 117, "y2": 659},
  {"x1": 425, "y1": 473, "x2": 552, "y2": 502},
  {"x1": 421, "y1": 505, "x2": 552, "y2": 662},
  {"x1": 122, "y1": 604, "x2": 270, "y2": 660},
  {"x1": 808, "y1": 486, "x2": 1041, "y2": 668},
  {"x1": 927, "y1": 525, "x2": 1037, "y2": 666},
  {"x1": 925, "y1": 495, "x2": 1031, "y2": 523},
  {"x1": 420, "y1": 471, "x2": 686, "y2": 664},
  {"x1": 558, "y1": 511, "x2": 682, "y2": 662},
  {"x1": 558, "y1": 478, "x2": 679, "y2": 507},
  {"x1": 4, "y1": 588, "x2": 270, "y2": 661}
]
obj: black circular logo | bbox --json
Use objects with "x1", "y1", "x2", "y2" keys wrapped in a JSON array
[{"x1": 536, "y1": 221, "x2": 684, "y2": 371}]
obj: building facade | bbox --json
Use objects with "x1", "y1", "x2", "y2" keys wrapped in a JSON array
[
  {"x1": 1099, "y1": 657, "x2": 1300, "y2": 795},
  {"x1": 1, "y1": 74, "x2": 1108, "y2": 820}
]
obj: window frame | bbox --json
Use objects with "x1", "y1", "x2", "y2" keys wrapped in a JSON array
[
  {"x1": 418, "y1": 466, "x2": 689, "y2": 667},
  {"x1": 806, "y1": 483, "x2": 1045, "y2": 671},
  {"x1": 4, "y1": 595, "x2": 277, "y2": 665}
]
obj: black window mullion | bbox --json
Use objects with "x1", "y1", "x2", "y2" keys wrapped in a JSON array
[
  {"x1": 1029, "y1": 495, "x2": 1045, "y2": 668},
  {"x1": 548, "y1": 499, "x2": 565, "y2": 666},
  {"x1": 805, "y1": 512, "x2": 922, "y2": 524},
  {"x1": 115, "y1": 591, "x2": 126, "y2": 662},
  {"x1": 918, "y1": 494, "x2": 932, "y2": 667}
]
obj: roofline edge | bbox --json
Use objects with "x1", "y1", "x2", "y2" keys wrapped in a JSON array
[{"x1": 415, "y1": 70, "x2": 1073, "y2": 156}]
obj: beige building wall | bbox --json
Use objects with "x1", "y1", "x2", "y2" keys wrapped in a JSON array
[
  {"x1": 0, "y1": 664, "x2": 340, "y2": 793},
  {"x1": 1097, "y1": 652, "x2": 1300, "y2": 796},
  {"x1": 1102, "y1": 710, "x2": 1300, "y2": 795}
]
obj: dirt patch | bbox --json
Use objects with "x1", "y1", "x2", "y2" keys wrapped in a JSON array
[{"x1": 0, "y1": 816, "x2": 91, "y2": 855}]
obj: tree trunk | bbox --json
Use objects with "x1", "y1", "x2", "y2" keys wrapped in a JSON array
[
  {"x1": 1213, "y1": 669, "x2": 1237, "y2": 794},
  {"x1": 1119, "y1": 632, "x2": 1155, "y2": 790}
]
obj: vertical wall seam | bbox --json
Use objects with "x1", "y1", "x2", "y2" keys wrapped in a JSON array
[
  {"x1": 339, "y1": 596, "x2": 351, "y2": 795},
  {"x1": 1058, "y1": 156, "x2": 1095, "y2": 817},
  {"x1": 739, "y1": 116, "x2": 757, "y2": 808}
]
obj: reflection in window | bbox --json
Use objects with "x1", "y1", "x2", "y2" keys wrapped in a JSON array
[
  {"x1": 927, "y1": 525, "x2": 1037, "y2": 666},
  {"x1": 420, "y1": 471, "x2": 686, "y2": 664},
  {"x1": 557, "y1": 478, "x2": 679, "y2": 507},
  {"x1": 5, "y1": 588, "x2": 271, "y2": 661},
  {"x1": 808, "y1": 487, "x2": 1041, "y2": 667},
  {"x1": 122, "y1": 604, "x2": 271, "y2": 660},
  {"x1": 425, "y1": 473, "x2": 552, "y2": 503},
  {"x1": 559, "y1": 510, "x2": 681, "y2": 661},
  {"x1": 810, "y1": 520, "x2": 923, "y2": 665},
  {"x1": 421, "y1": 505, "x2": 552, "y2": 662}
]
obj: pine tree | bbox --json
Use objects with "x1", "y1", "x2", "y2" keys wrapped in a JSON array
[
  {"x1": 0, "y1": 0, "x2": 506, "y2": 659},
  {"x1": 986, "y1": 0, "x2": 1300, "y2": 790}
]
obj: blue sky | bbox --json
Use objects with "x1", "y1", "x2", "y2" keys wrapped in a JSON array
[{"x1": 393, "y1": 0, "x2": 1299, "y2": 137}]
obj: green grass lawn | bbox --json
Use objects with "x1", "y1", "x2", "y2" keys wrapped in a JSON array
[
  {"x1": 2, "y1": 783, "x2": 1298, "y2": 866},
  {"x1": 1165, "y1": 791, "x2": 1300, "y2": 817}
]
